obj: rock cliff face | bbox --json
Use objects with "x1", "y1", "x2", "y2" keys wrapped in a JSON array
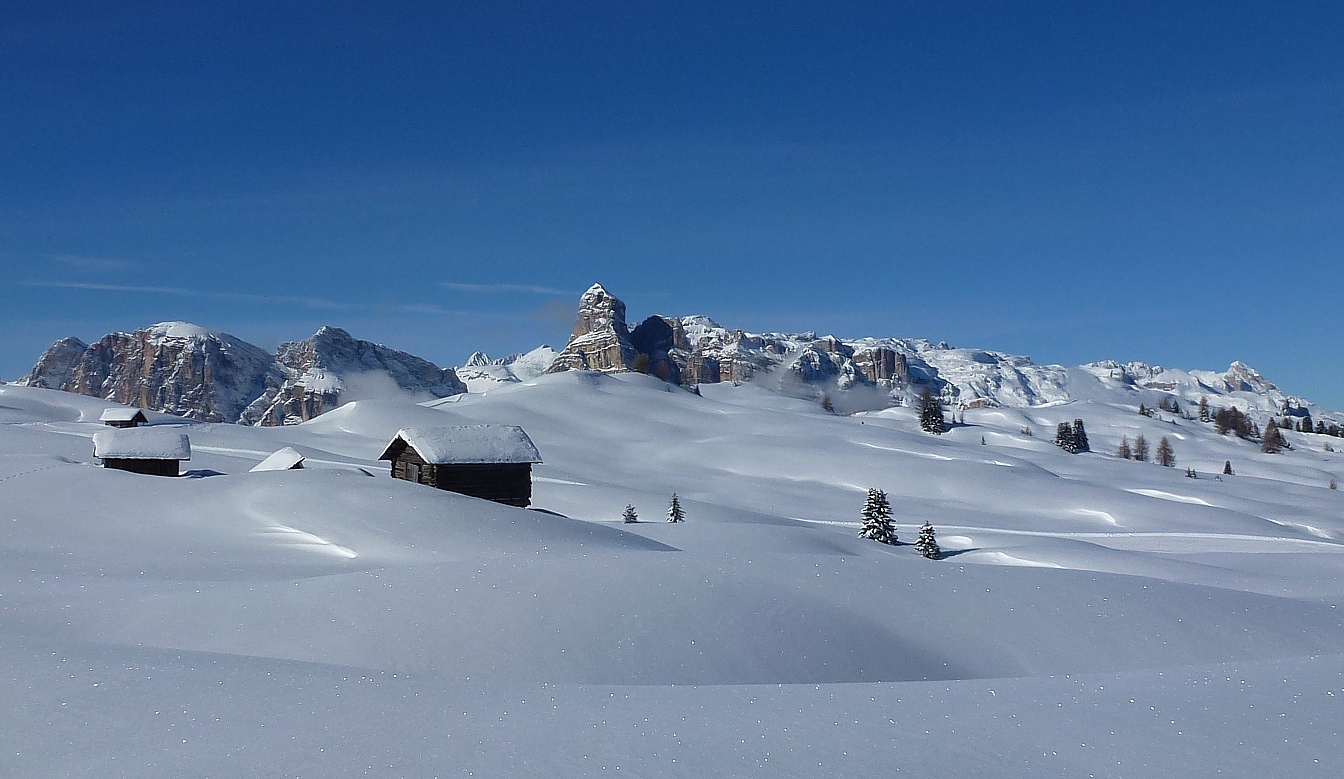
[
  {"x1": 23, "y1": 323, "x2": 465, "y2": 425},
  {"x1": 239, "y1": 326, "x2": 467, "y2": 426},
  {"x1": 23, "y1": 323, "x2": 277, "y2": 423},
  {"x1": 22, "y1": 337, "x2": 89, "y2": 390},
  {"x1": 545, "y1": 284, "x2": 639, "y2": 374},
  {"x1": 538, "y1": 283, "x2": 1312, "y2": 416}
]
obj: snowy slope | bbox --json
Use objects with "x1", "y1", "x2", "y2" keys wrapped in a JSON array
[{"x1": 2, "y1": 378, "x2": 1343, "y2": 777}]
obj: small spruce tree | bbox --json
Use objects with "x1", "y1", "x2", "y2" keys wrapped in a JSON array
[
  {"x1": 820, "y1": 393, "x2": 834, "y2": 413},
  {"x1": 666, "y1": 493, "x2": 685, "y2": 523},
  {"x1": 1133, "y1": 433, "x2": 1150, "y2": 462},
  {"x1": 1117, "y1": 436, "x2": 1133, "y2": 459},
  {"x1": 1223, "y1": 460, "x2": 1234, "y2": 476},
  {"x1": 915, "y1": 521, "x2": 942, "y2": 560},
  {"x1": 622, "y1": 504, "x2": 639, "y2": 523},
  {"x1": 1155, "y1": 436, "x2": 1175, "y2": 467},
  {"x1": 1198, "y1": 396, "x2": 1211, "y2": 422},
  {"x1": 858, "y1": 488, "x2": 896, "y2": 544},
  {"x1": 918, "y1": 388, "x2": 946, "y2": 434}
]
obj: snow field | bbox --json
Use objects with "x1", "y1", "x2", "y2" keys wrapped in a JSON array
[{"x1": 2, "y1": 377, "x2": 1344, "y2": 777}]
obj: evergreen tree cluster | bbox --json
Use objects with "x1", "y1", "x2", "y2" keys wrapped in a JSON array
[
  {"x1": 1261, "y1": 420, "x2": 1286, "y2": 454},
  {"x1": 1157, "y1": 396, "x2": 1181, "y2": 414},
  {"x1": 856, "y1": 488, "x2": 945, "y2": 560},
  {"x1": 1054, "y1": 419, "x2": 1090, "y2": 453},
  {"x1": 1213, "y1": 406, "x2": 1257, "y2": 439},
  {"x1": 917, "y1": 388, "x2": 947, "y2": 434},
  {"x1": 1118, "y1": 433, "x2": 1173, "y2": 465},
  {"x1": 1279, "y1": 412, "x2": 1341, "y2": 437}
]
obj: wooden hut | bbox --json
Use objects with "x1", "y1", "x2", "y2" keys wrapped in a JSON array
[
  {"x1": 99, "y1": 408, "x2": 148, "y2": 428},
  {"x1": 92, "y1": 428, "x2": 191, "y2": 476},
  {"x1": 378, "y1": 425, "x2": 542, "y2": 507}
]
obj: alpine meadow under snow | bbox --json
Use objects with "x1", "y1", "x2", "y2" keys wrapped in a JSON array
[{"x1": 3, "y1": 300, "x2": 1344, "y2": 778}]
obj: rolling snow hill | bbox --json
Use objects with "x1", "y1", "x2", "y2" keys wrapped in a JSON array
[{"x1": 2, "y1": 371, "x2": 1343, "y2": 777}]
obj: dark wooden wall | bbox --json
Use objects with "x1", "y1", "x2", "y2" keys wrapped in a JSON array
[
  {"x1": 389, "y1": 448, "x2": 532, "y2": 507},
  {"x1": 103, "y1": 458, "x2": 180, "y2": 477}
]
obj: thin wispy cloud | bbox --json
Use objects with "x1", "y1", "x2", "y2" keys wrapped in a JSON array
[
  {"x1": 22, "y1": 281, "x2": 465, "y2": 316},
  {"x1": 442, "y1": 282, "x2": 574, "y2": 296},
  {"x1": 49, "y1": 254, "x2": 142, "y2": 273}
]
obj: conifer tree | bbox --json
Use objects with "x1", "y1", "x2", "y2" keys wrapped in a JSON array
[
  {"x1": 1223, "y1": 460, "x2": 1234, "y2": 476},
  {"x1": 1138, "y1": 403, "x2": 1148, "y2": 417},
  {"x1": 1198, "y1": 396, "x2": 1211, "y2": 422},
  {"x1": 858, "y1": 488, "x2": 896, "y2": 544},
  {"x1": 1055, "y1": 422, "x2": 1074, "y2": 451},
  {"x1": 917, "y1": 388, "x2": 946, "y2": 434},
  {"x1": 821, "y1": 393, "x2": 834, "y2": 413},
  {"x1": 1261, "y1": 420, "x2": 1285, "y2": 454},
  {"x1": 1155, "y1": 436, "x2": 1175, "y2": 467},
  {"x1": 1133, "y1": 433, "x2": 1150, "y2": 462},
  {"x1": 622, "y1": 504, "x2": 639, "y2": 523},
  {"x1": 1117, "y1": 436, "x2": 1132, "y2": 459},
  {"x1": 1317, "y1": 421, "x2": 1327, "y2": 435},
  {"x1": 666, "y1": 493, "x2": 685, "y2": 523},
  {"x1": 915, "y1": 521, "x2": 942, "y2": 559},
  {"x1": 1072, "y1": 419, "x2": 1090, "y2": 452}
]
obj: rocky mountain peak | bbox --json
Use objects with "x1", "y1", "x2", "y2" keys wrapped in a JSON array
[
  {"x1": 546, "y1": 283, "x2": 638, "y2": 374},
  {"x1": 23, "y1": 324, "x2": 275, "y2": 423},
  {"x1": 23, "y1": 323, "x2": 466, "y2": 426},
  {"x1": 21, "y1": 336, "x2": 90, "y2": 390},
  {"x1": 239, "y1": 326, "x2": 466, "y2": 426}
]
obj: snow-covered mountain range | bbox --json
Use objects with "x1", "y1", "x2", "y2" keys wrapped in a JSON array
[
  {"x1": 21, "y1": 323, "x2": 466, "y2": 424},
  {"x1": 17, "y1": 282, "x2": 1334, "y2": 426}
]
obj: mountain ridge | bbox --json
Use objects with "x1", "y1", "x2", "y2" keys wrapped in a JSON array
[{"x1": 17, "y1": 283, "x2": 1335, "y2": 426}]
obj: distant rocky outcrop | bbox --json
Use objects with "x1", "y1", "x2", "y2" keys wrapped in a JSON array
[
  {"x1": 23, "y1": 323, "x2": 276, "y2": 423},
  {"x1": 22, "y1": 336, "x2": 89, "y2": 390},
  {"x1": 544, "y1": 285, "x2": 914, "y2": 396},
  {"x1": 22, "y1": 323, "x2": 466, "y2": 425},
  {"x1": 540, "y1": 283, "x2": 1319, "y2": 418},
  {"x1": 239, "y1": 326, "x2": 467, "y2": 426},
  {"x1": 545, "y1": 284, "x2": 639, "y2": 374}
]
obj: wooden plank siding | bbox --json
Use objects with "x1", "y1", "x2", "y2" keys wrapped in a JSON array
[
  {"x1": 103, "y1": 458, "x2": 180, "y2": 477},
  {"x1": 385, "y1": 441, "x2": 533, "y2": 507}
]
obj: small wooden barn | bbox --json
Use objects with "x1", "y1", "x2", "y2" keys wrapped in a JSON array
[
  {"x1": 378, "y1": 425, "x2": 542, "y2": 507},
  {"x1": 92, "y1": 428, "x2": 191, "y2": 477},
  {"x1": 99, "y1": 408, "x2": 148, "y2": 428}
]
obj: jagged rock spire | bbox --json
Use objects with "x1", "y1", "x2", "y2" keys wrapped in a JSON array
[{"x1": 546, "y1": 283, "x2": 639, "y2": 374}]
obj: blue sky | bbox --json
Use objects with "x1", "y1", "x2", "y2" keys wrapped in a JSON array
[{"x1": 2, "y1": 2, "x2": 1342, "y2": 404}]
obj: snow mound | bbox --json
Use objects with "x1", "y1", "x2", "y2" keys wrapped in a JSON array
[{"x1": 92, "y1": 428, "x2": 191, "y2": 460}]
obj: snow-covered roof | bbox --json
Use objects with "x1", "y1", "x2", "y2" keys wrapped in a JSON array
[
  {"x1": 379, "y1": 425, "x2": 541, "y2": 465},
  {"x1": 98, "y1": 407, "x2": 147, "y2": 423},
  {"x1": 249, "y1": 447, "x2": 306, "y2": 472},
  {"x1": 93, "y1": 428, "x2": 191, "y2": 460}
]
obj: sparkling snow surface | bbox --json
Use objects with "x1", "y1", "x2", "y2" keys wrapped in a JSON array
[{"x1": 2, "y1": 377, "x2": 1343, "y2": 777}]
